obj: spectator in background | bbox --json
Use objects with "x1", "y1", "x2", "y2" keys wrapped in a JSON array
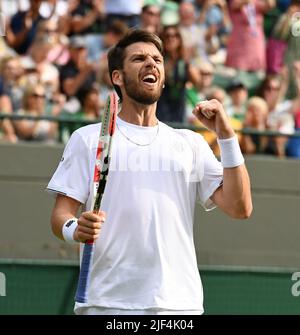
[
  {"x1": 5, "y1": 0, "x2": 44, "y2": 54},
  {"x1": 196, "y1": 61, "x2": 215, "y2": 98},
  {"x1": 178, "y1": 2, "x2": 207, "y2": 62},
  {"x1": 35, "y1": 19, "x2": 70, "y2": 66},
  {"x1": 286, "y1": 61, "x2": 300, "y2": 158},
  {"x1": 0, "y1": 116, "x2": 18, "y2": 143},
  {"x1": 197, "y1": 0, "x2": 232, "y2": 64},
  {"x1": 97, "y1": 57, "x2": 115, "y2": 103},
  {"x1": 156, "y1": 25, "x2": 200, "y2": 123},
  {"x1": 258, "y1": 70, "x2": 295, "y2": 157},
  {"x1": 86, "y1": 20, "x2": 128, "y2": 62},
  {"x1": 226, "y1": 79, "x2": 248, "y2": 122},
  {"x1": 0, "y1": 56, "x2": 24, "y2": 114},
  {"x1": 59, "y1": 36, "x2": 97, "y2": 110},
  {"x1": 0, "y1": 56, "x2": 20, "y2": 142},
  {"x1": 240, "y1": 96, "x2": 269, "y2": 154},
  {"x1": 23, "y1": 35, "x2": 60, "y2": 99},
  {"x1": 13, "y1": 83, "x2": 60, "y2": 142},
  {"x1": 140, "y1": 1, "x2": 162, "y2": 34},
  {"x1": 281, "y1": 0, "x2": 300, "y2": 99},
  {"x1": 185, "y1": 61, "x2": 215, "y2": 113},
  {"x1": 60, "y1": 84, "x2": 104, "y2": 143},
  {"x1": 225, "y1": 0, "x2": 275, "y2": 72},
  {"x1": 105, "y1": 0, "x2": 141, "y2": 28},
  {"x1": 69, "y1": 0, "x2": 106, "y2": 36}
]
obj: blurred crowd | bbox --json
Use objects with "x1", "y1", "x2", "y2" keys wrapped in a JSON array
[{"x1": 0, "y1": 0, "x2": 300, "y2": 158}]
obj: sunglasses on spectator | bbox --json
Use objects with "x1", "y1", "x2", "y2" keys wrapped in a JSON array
[{"x1": 201, "y1": 72, "x2": 213, "y2": 76}]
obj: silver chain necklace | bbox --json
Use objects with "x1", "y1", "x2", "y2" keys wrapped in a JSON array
[{"x1": 116, "y1": 121, "x2": 160, "y2": 147}]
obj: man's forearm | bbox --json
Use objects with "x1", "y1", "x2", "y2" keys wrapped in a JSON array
[{"x1": 221, "y1": 164, "x2": 252, "y2": 218}]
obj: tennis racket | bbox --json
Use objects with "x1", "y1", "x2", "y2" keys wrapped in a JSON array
[{"x1": 75, "y1": 92, "x2": 118, "y2": 303}]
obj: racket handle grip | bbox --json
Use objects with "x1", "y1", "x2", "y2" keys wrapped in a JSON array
[{"x1": 75, "y1": 242, "x2": 94, "y2": 303}]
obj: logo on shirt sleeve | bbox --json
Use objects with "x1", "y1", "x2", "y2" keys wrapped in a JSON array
[{"x1": 66, "y1": 219, "x2": 75, "y2": 227}]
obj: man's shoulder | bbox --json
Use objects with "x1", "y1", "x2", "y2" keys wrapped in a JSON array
[{"x1": 72, "y1": 122, "x2": 101, "y2": 145}]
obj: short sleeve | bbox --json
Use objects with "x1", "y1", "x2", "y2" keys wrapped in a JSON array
[
  {"x1": 46, "y1": 130, "x2": 91, "y2": 204},
  {"x1": 196, "y1": 135, "x2": 223, "y2": 211}
]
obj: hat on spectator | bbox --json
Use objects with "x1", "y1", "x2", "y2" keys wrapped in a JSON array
[
  {"x1": 69, "y1": 36, "x2": 86, "y2": 49},
  {"x1": 227, "y1": 79, "x2": 246, "y2": 92}
]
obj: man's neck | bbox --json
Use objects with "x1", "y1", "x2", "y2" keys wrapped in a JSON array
[{"x1": 118, "y1": 99, "x2": 158, "y2": 127}]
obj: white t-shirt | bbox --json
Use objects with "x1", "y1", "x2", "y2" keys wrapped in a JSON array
[{"x1": 47, "y1": 117, "x2": 223, "y2": 313}]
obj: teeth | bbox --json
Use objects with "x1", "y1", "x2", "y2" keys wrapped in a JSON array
[{"x1": 143, "y1": 74, "x2": 156, "y2": 82}]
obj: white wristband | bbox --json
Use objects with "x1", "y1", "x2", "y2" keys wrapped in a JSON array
[
  {"x1": 62, "y1": 218, "x2": 78, "y2": 243},
  {"x1": 217, "y1": 135, "x2": 245, "y2": 168}
]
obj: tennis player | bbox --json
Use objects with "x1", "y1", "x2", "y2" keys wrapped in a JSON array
[{"x1": 47, "y1": 29, "x2": 252, "y2": 315}]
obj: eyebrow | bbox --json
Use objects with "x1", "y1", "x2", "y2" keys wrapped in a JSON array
[{"x1": 129, "y1": 53, "x2": 163, "y2": 61}]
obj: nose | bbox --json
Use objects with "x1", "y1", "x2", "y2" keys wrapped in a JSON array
[{"x1": 145, "y1": 55, "x2": 157, "y2": 69}]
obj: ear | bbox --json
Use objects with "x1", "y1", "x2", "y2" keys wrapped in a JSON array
[{"x1": 112, "y1": 70, "x2": 123, "y2": 86}]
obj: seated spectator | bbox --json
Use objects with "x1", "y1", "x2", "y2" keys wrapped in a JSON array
[
  {"x1": 140, "y1": 1, "x2": 161, "y2": 34},
  {"x1": 5, "y1": 0, "x2": 44, "y2": 54},
  {"x1": 0, "y1": 116, "x2": 18, "y2": 143},
  {"x1": 197, "y1": 61, "x2": 215, "y2": 98},
  {"x1": 13, "y1": 83, "x2": 60, "y2": 142},
  {"x1": 240, "y1": 96, "x2": 269, "y2": 154},
  {"x1": 186, "y1": 61, "x2": 215, "y2": 110},
  {"x1": 258, "y1": 72, "x2": 295, "y2": 157},
  {"x1": 59, "y1": 36, "x2": 97, "y2": 110},
  {"x1": 23, "y1": 35, "x2": 60, "y2": 99},
  {"x1": 226, "y1": 79, "x2": 248, "y2": 122},
  {"x1": 0, "y1": 56, "x2": 24, "y2": 113},
  {"x1": 60, "y1": 84, "x2": 104, "y2": 143}
]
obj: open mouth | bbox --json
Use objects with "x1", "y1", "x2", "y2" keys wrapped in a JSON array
[{"x1": 142, "y1": 74, "x2": 158, "y2": 84}]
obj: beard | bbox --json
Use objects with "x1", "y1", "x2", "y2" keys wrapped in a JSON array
[{"x1": 123, "y1": 71, "x2": 164, "y2": 105}]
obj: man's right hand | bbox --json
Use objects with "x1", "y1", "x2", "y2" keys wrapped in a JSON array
[{"x1": 74, "y1": 210, "x2": 106, "y2": 243}]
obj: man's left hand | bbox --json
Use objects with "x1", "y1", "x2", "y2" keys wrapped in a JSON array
[{"x1": 192, "y1": 99, "x2": 235, "y2": 139}]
